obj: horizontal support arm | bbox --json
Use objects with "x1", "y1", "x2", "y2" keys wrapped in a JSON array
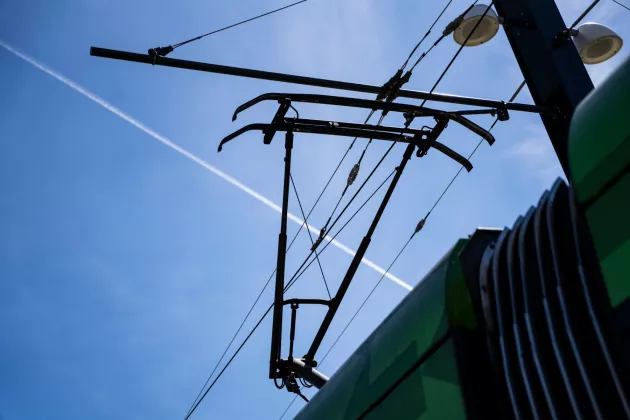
[
  {"x1": 232, "y1": 93, "x2": 498, "y2": 122},
  {"x1": 218, "y1": 122, "x2": 414, "y2": 151},
  {"x1": 90, "y1": 47, "x2": 551, "y2": 114},
  {"x1": 218, "y1": 120, "x2": 473, "y2": 171},
  {"x1": 283, "y1": 298, "x2": 331, "y2": 306},
  {"x1": 230, "y1": 93, "x2": 495, "y2": 147}
]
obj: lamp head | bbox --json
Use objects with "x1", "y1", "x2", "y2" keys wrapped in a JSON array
[
  {"x1": 453, "y1": 4, "x2": 500, "y2": 47},
  {"x1": 573, "y1": 22, "x2": 623, "y2": 64}
]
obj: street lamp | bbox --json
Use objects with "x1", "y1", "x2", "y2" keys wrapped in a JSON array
[
  {"x1": 453, "y1": 4, "x2": 501, "y2": 47},
  {"x1": 573, "y1": 22, "x2": 624, "y2": 64}
]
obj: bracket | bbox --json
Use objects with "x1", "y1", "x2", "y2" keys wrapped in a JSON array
[{"x1": 219, "y1": 117, "x2": 474, "y2": 172}]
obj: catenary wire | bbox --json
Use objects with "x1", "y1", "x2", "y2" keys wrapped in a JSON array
[
  {"x1": 184, "y1": 167, "x2": 340, "y2": 417},
  {"x1": 419, "y1": 2, "x2": 492, "y2": 108},
  {"x1": 311, "y1": 0, "x2": 457, "y2": 241},
  {"x1": 185, "y1": 166, "x2": 398, "y2": 419},
  {"x1": 163, "y1": 1, "x2": 308, "y2": 54},
  {"x1": 283, "y1": 142, "x2": 397, "y2": 291},
  {"x1": 284, "y1": 168, "x2": 396, "y2": 295},
  {"x1": 612, "y1": 0, "x2": 630, "y2": 11},
  {"x1": 400, "y1": 0, "x2": 455, "y2": 70}
]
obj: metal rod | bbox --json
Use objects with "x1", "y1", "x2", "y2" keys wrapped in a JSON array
[
  {"x1": 570, "y1": 0, "x2": 600, "y2": 29},
  {"x1": 90, "y1": 47, "x2": 549, "y2": 114},
  {"x1": 291, "y1": 118, "x2": 432, "y2": 137},
  {"x1": 283, "y1": 359, "x2": 329, "y2": 389},
  {"x1": 289, "y1": 303, "x2": 298, "y2": 361},
  {"x1": 304, "y1": 143, "x2": 416, "y2": 362},
  {"x1": 269, "y1": 131, "x2": 294, "y2": 378}
]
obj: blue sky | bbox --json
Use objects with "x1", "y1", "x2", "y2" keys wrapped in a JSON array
[{"x1": 1, "y1": 0, "x2": 629, "y2": 419}]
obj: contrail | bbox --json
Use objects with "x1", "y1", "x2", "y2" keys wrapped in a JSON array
[{"x1": 0, "y1": 40, "x2": 412, "y2": 292}]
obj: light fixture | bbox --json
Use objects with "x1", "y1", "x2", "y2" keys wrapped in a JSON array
[
  {"x1": 453, "y1": 4, "x2": 500, "y2": 47},
  {"x1": 573, "y1": 22, "x2": 623, "y2": 64}
]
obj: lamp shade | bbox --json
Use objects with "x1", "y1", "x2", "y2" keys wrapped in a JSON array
[
  {"x1": 573, "y1": 22, "x2": 623, "y2": 64},
  {"x1": 453, "y1": 4, "x2": 500, "y2": 47}
]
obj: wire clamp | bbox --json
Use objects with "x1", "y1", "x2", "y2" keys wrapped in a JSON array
[
  {"x1": 495, "y1": 101, "x2": 509, "y2": 121},
  {"x1": 148, "y1": 45, "x2": 174, "y2": 64}
]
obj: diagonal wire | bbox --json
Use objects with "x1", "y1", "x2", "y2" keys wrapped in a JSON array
[
  {"x1": 279, "y1": 396, "x2": 298, "y2": 420},
  {"x1": 279, "y1": 234, "x2": 412, "y2": 419},
  {"x1": 184, "y1": 304, "x2": 273, "y2": 420},
  {"x1": 185, "y1": 258, "x2": 314, "y2": 420},
  {"x1": 419, "y1": 1, "x2": 492, "y2": 108},
  {"x1": 612, "y1": 0, "x2": 630, "y2": 11},
  {"x1": 408, "y1": 36, "x2": 446, "y2": 72},
  {"x1": 424, "y1": 79, "x2": 525, "y2": 219},
  {"x1": 184, "y1": 167, "x2": 398, "y2": 419},
  {"x1": 285, "y1": 168, "x2": 396, "y2": 294},
  {"x1": 283, "y1": 142, "x2": 397, "y2": 290},
  {"x1": 571, "y1": 0, "x2": 601, "y2": 28},
  {"x1": 312, "y1": 0, "x2": 455, "y2": 240},
  {"x1": 169, "y1": 1, "x2": 308, "y2": 51},
  {"x1": 400, "y1": 0, "x2": 455, "y2": 71},
  {"x1": 317, "y1": 236, "x2": 413, "y2": 367},
  {"x1": 184, "y1": 167, "x2": 342, "y2": 417},
  {"x1": 408, "y1": 1, "x2": 478, "y2": 73},
  {"x1": 290, "y1": 174, "x2": 332, "y2": 299}
]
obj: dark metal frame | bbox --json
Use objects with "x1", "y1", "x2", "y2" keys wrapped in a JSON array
[{"x1": 218, "y1": 94, "x2": 497, "y2": 388}]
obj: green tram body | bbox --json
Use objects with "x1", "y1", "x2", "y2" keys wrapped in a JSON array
[{"x1": 295, "y1": 56, "x2": 630, "y2": 419}]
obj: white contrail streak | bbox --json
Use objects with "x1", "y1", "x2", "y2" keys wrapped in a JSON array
[{"x1": 0, "y1": 40, "x2": 412, "y2": 292}]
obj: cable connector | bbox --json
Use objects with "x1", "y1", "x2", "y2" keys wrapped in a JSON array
[
  {"x1": 311, "y1": 228, "x2": 326, "y2": 252},
  {"x1": 347, "y1": 163, "x2": 360, "y2": 187}
]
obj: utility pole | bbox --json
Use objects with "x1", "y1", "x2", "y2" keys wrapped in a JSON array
[{"x1": 493, "y1": 0, "x2": 594, "y2": 175}]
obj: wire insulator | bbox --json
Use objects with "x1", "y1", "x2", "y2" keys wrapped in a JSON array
[
  {"x1": 414, "y1": 218, "x2": 426, "y2": 235},
  {"x1": 347, "y1": 163, "x2": 360, "y2": 187}
]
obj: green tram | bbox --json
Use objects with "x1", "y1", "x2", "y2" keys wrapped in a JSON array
[{"x1": 295, "y1": 56, "x2": 630, "y2": 420}]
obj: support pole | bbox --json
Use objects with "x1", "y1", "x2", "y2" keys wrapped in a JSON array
[
  {"x1": 305, "y1": 143, "x2": 416, "y2": 362},
  {"x1": 493, "y1": 0, "x2": 594, "y2": 175},
  {"x1": 270, "y1": 131, "x2": 294, "y2": 378}
]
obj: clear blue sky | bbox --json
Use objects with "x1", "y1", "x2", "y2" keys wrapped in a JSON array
[{"x1": 1, "y1": 0, "x2": 628, "y2": 418}]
